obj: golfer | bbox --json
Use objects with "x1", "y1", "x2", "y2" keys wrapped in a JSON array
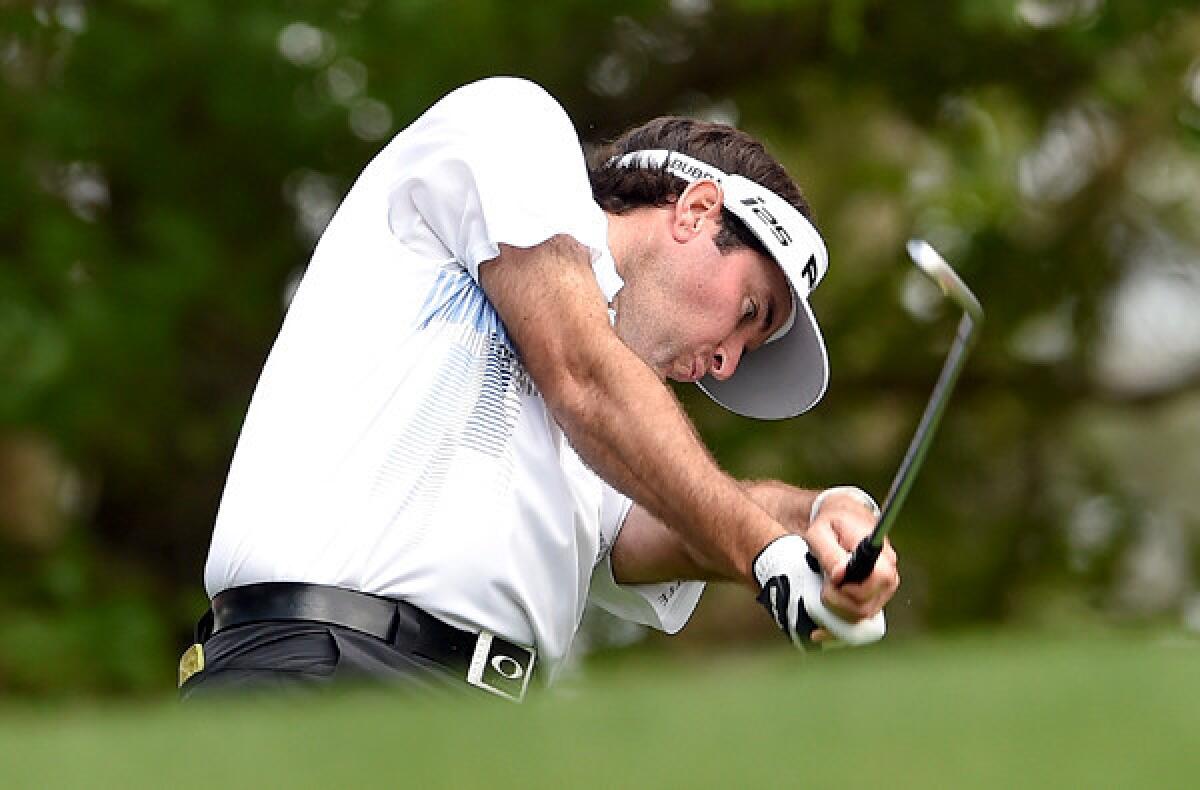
[{"x1": 181, "y1": 77, "x2": 899, "y2": 701}]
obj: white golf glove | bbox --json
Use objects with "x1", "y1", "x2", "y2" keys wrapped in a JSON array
[{"x1": 753, "y1": 534, "x2": 887, "y2": 648}]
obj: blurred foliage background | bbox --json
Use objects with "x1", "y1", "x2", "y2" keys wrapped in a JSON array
[{"x1": 3, "y1": 0, "x2": 1200, "y2": 696}]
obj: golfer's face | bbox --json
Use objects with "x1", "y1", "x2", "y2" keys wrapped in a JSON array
[{"x1": 637, "y1": 244, "x2": 792, "y2": 384}]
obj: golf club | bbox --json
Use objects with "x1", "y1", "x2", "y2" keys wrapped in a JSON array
[{"x1": 839, "y1": 239, "x2": 984, "y2": 586}]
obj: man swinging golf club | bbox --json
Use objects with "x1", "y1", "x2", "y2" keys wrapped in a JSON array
[{"x1": 181, "y1": 77, "x2": 900, "y2": 701}]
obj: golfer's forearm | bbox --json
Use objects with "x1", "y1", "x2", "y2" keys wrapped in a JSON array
[
  {"x1": 611, "y1": 483, "x2": 822, "y2": 585},
  {"x1": 610, "y1": 505, "x2": 722, "y2": 584},
  {"x1": 741, "y1": 480, "x2": 819, "y2": 535},
  {"x1": 549, "y1": 344, "x2": 782, "y2": 586}
]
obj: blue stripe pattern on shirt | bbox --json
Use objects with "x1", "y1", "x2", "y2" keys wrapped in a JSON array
[{"x1": 418, "y1": 265, "x2": 510, "y2": 345}]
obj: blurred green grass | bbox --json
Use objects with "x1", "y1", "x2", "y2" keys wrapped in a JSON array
[{"x1": 3, "y1": 631, "x2": 1197, "y2": 788}]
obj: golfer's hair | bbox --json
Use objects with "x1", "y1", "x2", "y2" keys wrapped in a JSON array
[{"x1": 588, "y1": 117, "x2": 816, "y2": 255}]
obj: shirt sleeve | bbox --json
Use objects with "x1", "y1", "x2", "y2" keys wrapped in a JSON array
[
  {"x1": 383, "y1": 77, "x2": 612, "y2": 286},
  {"x1": 587, "y1": 482, "x2": 705, "y2": 634}
]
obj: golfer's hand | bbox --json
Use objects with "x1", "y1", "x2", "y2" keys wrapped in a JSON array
[
  {"x1": 753, "y1": 534, "x2": 886, "y2": 648},
  {"x1": 803, "y1": 487, "x2": 899, "y2": 643}
]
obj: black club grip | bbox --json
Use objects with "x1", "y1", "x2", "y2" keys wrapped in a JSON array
[{"x1": 840, "y1": 537, "x2": 881, "y2": 587}]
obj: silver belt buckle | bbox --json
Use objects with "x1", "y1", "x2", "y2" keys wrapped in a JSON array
[{"x1": 466, "y1": 631, "x2": 536, "y2": 702}]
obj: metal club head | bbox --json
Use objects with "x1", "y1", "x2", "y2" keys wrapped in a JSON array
[{"x1": 906, "y1": 239, "x2": 984, "y2": 324}]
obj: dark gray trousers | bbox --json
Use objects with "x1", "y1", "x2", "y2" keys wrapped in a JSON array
[{"x1": 179, "y1": 621, "x2": 470, "y2": 700}]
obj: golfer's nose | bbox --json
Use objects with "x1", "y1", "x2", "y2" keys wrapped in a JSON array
[{"x1": 710, "y1": 342, "x2": 743, "y2": 380}]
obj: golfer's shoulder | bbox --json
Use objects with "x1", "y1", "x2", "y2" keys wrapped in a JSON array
[
  {"x1": 469, "y1": 76, "x2": 562, "y2": 110},
  {"x1": 445, "y1": 77, "x2": 576, "y2": 138}
]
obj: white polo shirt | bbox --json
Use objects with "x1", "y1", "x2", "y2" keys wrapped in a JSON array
[{"x1": 203, "y1": 77, "x2": 703, "y2": 677}]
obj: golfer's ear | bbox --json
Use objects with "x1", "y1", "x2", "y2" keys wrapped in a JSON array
[{"x1": 671, "y1": 180, "x2": 724, "y2": 240}]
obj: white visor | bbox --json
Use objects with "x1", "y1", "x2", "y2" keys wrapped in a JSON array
[{"x1": 611, "y1": 149, "x2": 830, "y2": 419}]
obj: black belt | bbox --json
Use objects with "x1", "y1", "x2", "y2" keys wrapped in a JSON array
[{"x1": 204, "y1": 582, "x2": 536, "y2": 701}]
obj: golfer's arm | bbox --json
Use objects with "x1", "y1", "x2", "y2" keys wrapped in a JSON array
[
  {"x1": 611, "y1": 482, "x2": 820, "y2": 584},
  {"x1": 479, "y1": 237, "x2": 784, "y2": 587}
]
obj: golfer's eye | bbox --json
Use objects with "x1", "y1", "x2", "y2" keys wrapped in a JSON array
[{"x1": 743, "y1": 299, "x2": 758, "y2": 322}]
